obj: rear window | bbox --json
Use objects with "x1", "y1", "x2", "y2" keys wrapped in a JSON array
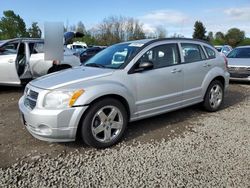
[
  {"x1": 181, "y1": 43, "x2": 206, "y2": 63},
  {"x1": 204, "y1": 46, "x2": 216, "y2": 59}
]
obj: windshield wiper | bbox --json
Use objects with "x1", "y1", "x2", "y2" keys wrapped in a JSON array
[{"x1": 85, "y1": 63, "x2": 106, "y2": 68}]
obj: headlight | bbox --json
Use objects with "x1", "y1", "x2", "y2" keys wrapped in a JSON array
[{"x1": 43, "y1": 89, "x2": 84, "y2": 109}]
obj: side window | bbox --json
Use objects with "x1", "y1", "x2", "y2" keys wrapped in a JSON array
[
  {"x1": 137, "y1": 43, "x2": 180, "y2": 69},
  {"x1": 0, "y1": 42, "x2": 18, "y2": 55},
  {"x1": 181, "y1": 43, "x2": 206, "y2": 63},
  {"x1": 32, "y1": 42, "x2": 44, "y2": 54},
  {"x1": 204, "y1": 46, "x2": 216, "y2": 59}
]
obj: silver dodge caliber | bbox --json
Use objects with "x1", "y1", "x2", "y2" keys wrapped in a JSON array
[{"x1": 19, "y1": 38, "x2": 230, "y2": 148}]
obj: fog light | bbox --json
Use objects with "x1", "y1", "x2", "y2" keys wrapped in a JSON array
[{"x1": 38, "y1": 124, "x2": 52, "y2": 135}]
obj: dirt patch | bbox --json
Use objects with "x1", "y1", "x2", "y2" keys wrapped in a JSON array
[{"x1": 0, "y1": 84, "x2": 249, "y2": 168}]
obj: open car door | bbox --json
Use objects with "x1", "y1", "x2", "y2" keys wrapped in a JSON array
[{"x1": 0, "y1": 40, "x2": 21, "y2": 85}]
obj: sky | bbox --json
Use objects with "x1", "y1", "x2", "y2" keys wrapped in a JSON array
[{"x1": 0, "y1": 0, "x2": 250, "y2": 37}]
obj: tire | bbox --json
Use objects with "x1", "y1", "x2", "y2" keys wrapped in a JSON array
[
  {"x1": 81, "y1": 98, "x2": 128, "y2": 148},
  {"x1": 203, "y1": 80, "x2": 224, "y2": 112}
]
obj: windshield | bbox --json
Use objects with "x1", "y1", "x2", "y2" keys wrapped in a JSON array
[
  {"x1": 227, "y1": 47, "x2": 250, "y2": 58},
  {"x1": 84, "y1": 43, "x2": 141, "y2": 69}
]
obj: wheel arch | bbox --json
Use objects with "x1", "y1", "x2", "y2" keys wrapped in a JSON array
[
  {"x1": 202, "y1": 75, "x2": 225, "y2": 100},
  {"x1": 75, "y1": 94, "x2": 131, "y2": 140}
]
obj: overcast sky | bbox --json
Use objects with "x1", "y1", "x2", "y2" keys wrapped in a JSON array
[{"x1": 0, "y1": 0, "x2": 250, "y2": 37}]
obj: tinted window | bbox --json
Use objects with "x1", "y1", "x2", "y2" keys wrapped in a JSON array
[
  {"x1": 32, "y1": 42, "x2": 44, "y2": 53},
  {"x1": 0, "y1": 42, "x2": 18, "y2": 55},
  {"x1": 215, "y1": 47, "x2": 222, "y2": 52},
  {"x1": 181, "y1": 43, "x2": 206, "y2": 63},
  {"x1": 227, "y1": 47, "x2": 250, "y2": 58},
  {"x1": 73, "y1": 45, "x2": 83, "y2": 49},
  {"x1": 137, "y1": 43, "x2": 180, "y2": 69},
  {"x1": 204, "y1": 46, "x2": 216, "y2": 59}
]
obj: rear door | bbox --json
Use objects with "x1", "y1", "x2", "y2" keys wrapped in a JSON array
[
  {"x1": 180, "y1": 43, "x2": 212, "y2": 104},
  {"x1": 0, "y1": 41, "x2": 21, "y2": 85}
]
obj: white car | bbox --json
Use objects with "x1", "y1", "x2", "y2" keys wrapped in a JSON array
[
  {"x1": 67, "y1": 41, "x2": 87, "y2": 49},
  {"x1": 0, "y1": 38, "x2": 81, "y2": 86}
]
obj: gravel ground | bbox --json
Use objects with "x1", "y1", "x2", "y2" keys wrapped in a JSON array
[{"x1": 0, "y1": 84, "x2": 250, "y2": 187}]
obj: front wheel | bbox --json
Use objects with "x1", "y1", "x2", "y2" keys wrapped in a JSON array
[
  {"x1": 81, "y1": 98, "x2": 128, "y2": 148},
  {"x1": 203, "y1": 80, "x2": 224, "y2": 112}
]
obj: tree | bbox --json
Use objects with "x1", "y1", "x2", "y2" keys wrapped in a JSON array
[
  {"x1": 0, "y1": 10, "x2": 28, "y2": 39},
  {"x1": 192, "y1": 21, "x2": 207, "y2": 40},
  {"x1": 69, "y1": 24, "x2": 76, "y2": 32},
  {"x1": 155, "y1": 26, "x2": 167, "y2": 38},
  {"x1": 171, "y1": 33, "x2": 184, "y2": 38},
  {"x1": 207, "y1": 31, "x2": 214, "y2": 42},
  {"x1": 125, "y1": 17, "x2": 145, "y2": 41},
  {"x1": 28, "y1": 22, "x2": 42, "y2": 38},
  {"x1": 215, "y1": 32, "x2": 225, "y2": 41},
  {"x1": 95, "y1": 16, "x2": 146, "y2": 46},
  {"x1": 212, "y1": 31, "x2": 226, "y2": 45},
  {"x1": 76, "y1": 21, "x2": 86, "y2": 34},
  {"x1": 225, "y1": 28, "x2": 245, "y2": 47}
]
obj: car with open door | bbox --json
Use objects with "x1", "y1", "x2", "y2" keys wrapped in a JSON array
[
  {"x1": 0, "y1": 32, "x2": 82, "y2": 86},
  {"x1": 19, "y1": 38, "x2": 229, "y2": 148}
]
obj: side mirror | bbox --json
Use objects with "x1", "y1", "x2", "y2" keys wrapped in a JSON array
[{"x1": 134, "y1": 61, "x2": 154, "y2": 73}]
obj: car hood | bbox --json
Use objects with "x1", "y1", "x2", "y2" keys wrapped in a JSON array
[
  {"x1": 29, "y1": 66, "x2": 114, "y2": 90},
  {"x1": 227, "y1": 58, "x2": 250, "y2": 67}
]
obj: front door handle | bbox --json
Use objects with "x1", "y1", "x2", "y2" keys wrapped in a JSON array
[
  {"x1": 203, "y1": 63, "x2": 211, "y2": 67},
  {"x1": 171, "y1": 68, "x2": 182, "y2": 73},
  {"x1": 8, "y1": 59, "x2": 14, "y2": 63}
]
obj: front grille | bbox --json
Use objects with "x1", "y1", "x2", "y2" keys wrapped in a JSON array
[
  {"x1": 228, "y1": 66, "x2": 250, "y2": 74},
  {"x1": 24, "y1": 88, "x2": 39, "y2": 110}
]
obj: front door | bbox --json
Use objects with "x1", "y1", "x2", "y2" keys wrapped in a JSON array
[
  {"x1": 0, "y1": 41, "x2": 21, "y2": 85},
  {"x1": 130, "y1": 43, "x2": 184, "y2": 118}
]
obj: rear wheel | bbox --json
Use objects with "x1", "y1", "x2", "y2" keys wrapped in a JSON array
[
  {"x1": 81, "y1": 98, "x2": 128, "y2": 148},
  {"x1": 203, "y1": 80, "x2": 224, "y2": 112}
]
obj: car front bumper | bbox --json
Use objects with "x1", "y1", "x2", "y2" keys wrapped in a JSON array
[
  {"x1": 229, "y1": 76, "x2": 250, "y2": 82},
  {"x1": 228, "y1": 66, "x2": 250, "y2": 81},
  {"x1": 19, "y1": 96, "x2": 88, "y2": 142}
]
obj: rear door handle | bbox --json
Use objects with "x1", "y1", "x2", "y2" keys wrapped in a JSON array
[{"x1": 171, "y1": 68, "x2": 182, "y2": 73}]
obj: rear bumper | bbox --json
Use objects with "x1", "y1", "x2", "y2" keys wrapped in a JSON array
[{"x1": 19, "y1": 96, "x2": 88, "y2": 142}]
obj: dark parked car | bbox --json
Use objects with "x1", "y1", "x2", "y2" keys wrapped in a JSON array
[{"x1": 80, "y1": 47, "x2": 105, "y2": 63}]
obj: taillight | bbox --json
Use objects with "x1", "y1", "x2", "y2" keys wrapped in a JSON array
[{"x1": 223, "y1": 56, "x2": 228, "y2": 69}]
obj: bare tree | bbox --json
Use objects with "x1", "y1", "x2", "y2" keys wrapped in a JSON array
[
  {"x1": 76, "y1": 21, "x2": 86, "y2": 34},
  {"x1": 155, "y1": 26, "x2": 167, "y2": 38},
  {"x1": 95, "y1": 16, "x2": 146, "y2": 45}
]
